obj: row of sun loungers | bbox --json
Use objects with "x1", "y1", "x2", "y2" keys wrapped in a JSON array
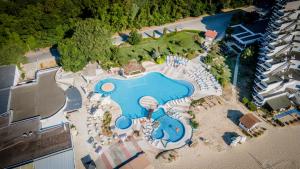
[
  {"x1": 143, "y1": 120, "x2": 154, "y2": 141},
  {"x1": 166, "y1": 55, "x2": 189, "y2": 67},
  {"x1": 187, "y1": 66, "x2": 221, "y2": 93},
  {"x1": 164, "y1": 97, "x2": 191, "y2": 109}
]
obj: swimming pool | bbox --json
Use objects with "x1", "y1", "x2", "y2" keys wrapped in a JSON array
[
  {"x1": 274, "y1": 109, "x2": 300, "y2": 119},
  {"x1": 95, "y1": 72, "x2": 194, "y2": 142}
]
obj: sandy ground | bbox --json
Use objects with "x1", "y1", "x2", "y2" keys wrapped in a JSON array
[
  {"x1": 152, "y1": 126, "x2": 300, "y2": 169},
  {"x1": 150, "y1": 86, "x2": 300, "y2": 169}
]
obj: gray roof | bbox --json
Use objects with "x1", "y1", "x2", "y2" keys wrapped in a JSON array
[
  {"x1": 64, "y1": 86, "x2": 82, "y2": 112},
  {"x1": 0, "y1": 65, "x2": 17, "y2": 89},
  {"x1": 10, "y1": 68, "x2": 66, "y2": 122},
  {"x1": 0, "y1": 120, "x2": 73, "y2": 169},
  {"x1": 0, "y1": 89, "x2": 11, "y2": 115},
  {"x1": 34, "y1": 149, "x2": 75, "y2": 169},
  {"x1": 266, "y1": 95, "x2": 292, "y2": 111},
  {"x1": 0, "y1": 65, "x2": 17, "y2": 115}
]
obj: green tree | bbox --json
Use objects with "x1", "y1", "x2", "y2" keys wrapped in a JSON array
[
  {"x1": 127, "y1": 29, "x2": 142, "y2": 45},
  {"x1": 225, "y1": 27, "x2": 234, "y2": 39},
  {"x1": 163, "y1": 27, "x2": 168, "y2": 36},
  {"x1": 58, "y1": 39, "x2": 87, "y2": 72},
  {"x1": 25, "y1": 35, "x2": 37, "y2": 50},
  {"x1": 242, "y1": 97, "x2": 249, "y2": 105},
  {"x1": 0, "y1": 32, "x2": 26, "y2": 66},
  {"x1": 241, "y1": 46, "x2": 255, "y2": 59},
  {"x1": 58, "y1": 19, "x2": 112, "y2": 72},
  {"x1": 248, "y1": 101, "x2": 257, "y2": 111}
]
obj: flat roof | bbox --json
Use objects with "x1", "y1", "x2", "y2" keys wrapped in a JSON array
[
  {"x1": 0, "y1": 89, "x2": 11, "y2": 115},
  {"x1": 95, "y1": 140, "x2": 143, "y2": 169},
  {"x1": 231, "y1": 25, "x2": 247, "y2": 34},
  {"x1": 285, "y1": 0, "x2": 300, "y2": 11},
  {"x1": 9, "y1": 68, "x2": 66, "y2": 122},
  {"x1": 266, "y1": 95, "x2": 291, "y2": 111},
  {"x1": 240, "y1": 34, "x2": 262, "y2": 42},
  {"x1": 0, "y1": 121, "x2": 72, "y2": 169},
  {"x1": 0, "y1": 112, "x2": 10, "y2": 128},
  {"x1": 64, "y1": 86, "x2": 82, "y2": 112},
  {"x1": 0, "y1": 65, "x2": 17, "y2": 89}
]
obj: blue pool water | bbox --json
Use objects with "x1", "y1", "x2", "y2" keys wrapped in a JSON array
[
  {"x1": 95, "y1": 72, "x2": 194, "y2": 142},
  {"x1": 274, "y1": 109, "x2": 300, "y2": 119},
  {"x1": 115, "y1": 116, "x2": 132, "y2": 129}
]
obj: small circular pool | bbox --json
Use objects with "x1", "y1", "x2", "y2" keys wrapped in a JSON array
[
  {"x1": 115, "y1": 116, "x2": 132, "y2": 129},
  {"x1": 152, "y1": 129, "x2": 164, "y2": 139}
]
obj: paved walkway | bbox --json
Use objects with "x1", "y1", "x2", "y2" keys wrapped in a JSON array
[{"x1": 233, "y1": 53, "x2": 241, "y2": 86}]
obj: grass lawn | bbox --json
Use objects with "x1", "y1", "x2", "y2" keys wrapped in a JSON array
[{"x1": 118, "y1": 30, "x2": 204, "y2": 61}]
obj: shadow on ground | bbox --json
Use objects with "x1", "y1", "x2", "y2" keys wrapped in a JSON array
[
  {"x1": 118, "y1": 33, "x2": 129, "y2": 41},
  {"x1": 81, "y1": 155, "x2": 96, "y2": 169},
  {"x1": 227, "y1": 109, "x2": 244, "y2": 125},
  {"x1": 222, "y1": 131, "x2": 239, "y2": 145},
  {"x1": 200, "y1": 12, "x2": 234, "y2": 40}
]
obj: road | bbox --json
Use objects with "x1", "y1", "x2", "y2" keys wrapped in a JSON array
[{"x1": 112, "y1": 12, "x2": 234, "y2": 45}]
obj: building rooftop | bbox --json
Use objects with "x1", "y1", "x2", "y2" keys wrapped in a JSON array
[
  {"x1": 0, "y1": 89, "x2": 11, "y2": 115},
  {"x1": 285, "y1": 0, "x2": 300, "y2": 11},
  {"x1": 239, "y1": 113, "x2": 261, "y2": 129},
  {"x1": 205, "y1": 30, "x2": 218, "y2": 39},
  {"x1": 123, "y1": 60, "x2": 145, "y2": 76},
  {"x1": 0, "y1": 112, "x2": 10, "y2": 128},
  {"x1": 0, "y1": 65, "x2": 18, "y2": 89},
  {"x1": 265, "y1": 95, "x2": 292, "y2": 111},
  {"x1": 95, "y1": 140, "x2": 150, "y2": 169},
  {"x1": 0, "y1": 118, "x2": 72, "y2": 169},
  {"x1": 0, "y1": 65, "x2": 18, "y2": 115},
  {"x1": 9, "y1": 68, "x2": 66, "y2": 122},
  {"x1": 64, "y1": 86, "x2": 82, "y2": 112}
]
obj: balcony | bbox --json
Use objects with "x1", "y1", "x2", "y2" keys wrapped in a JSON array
[
  {"x1": 261, "y1": 62, "x2": 272, "y2": 70},
  {"x1": 255, "y1": 80, "x2": 268, "y2": 90},
  {"x1": 256, "y1": 65, "x2": 267, "y2": 74},
  {"x1": 266, "y1": 25, "x2": 280, "y2": 33},
  {"x1": 253, "y1": 86, "x2": 261, "y2": 94},
  {"x1": 253, "y1": 94, "x2": 265, "y2": 106},
  {"x1": 267, "y1": 44, "x2": 275, "y2": 51},
  {"x1": 269, "y1": 33, "x2": 278, "y2": 40},
  {"x1": 253, "y1": 100, "x2": 264, "y2": 107},
  {"x1": 265, "y1": 55, "x2": 273, "y2": 62},
  {"x1": 271, "y1": 21, "x2": 282, "y2": 28},
  {"x1": 254, "y1": 77, "x2": 261, "y2": 84},
  {"x1": 274, "y1": 10, "x2": 284, "y2": 18}
]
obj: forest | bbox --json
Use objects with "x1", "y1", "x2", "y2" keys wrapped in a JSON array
[{"x1": 0, "y1": 0, "x2": 255, "y2": 69}]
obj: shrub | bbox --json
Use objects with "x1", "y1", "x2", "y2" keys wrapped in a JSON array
[
  {"x1": 190, "y1": 119, "x2": 199, "y2": 129},
  {"x1": 247, "y1": 101, "x2": 257, "y2": 111},
  {"x1": 242, "y1": 97, "x2": 249, "y2": 105},
  {"x1": 155, "y1": 56, "x2": 165, "y2": 64},
  {"x1": 128, "y1": 29, "x2": 142, "y2": 45},
  {"x1": 163, "y1": 27, "x2": 168, "y2": 35}
]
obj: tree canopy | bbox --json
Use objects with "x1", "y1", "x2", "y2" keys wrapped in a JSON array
[
  {"x1": 58, "y1": 19, "x2": 112, "y2": 72},
  {"x1": 128, "y1": 29, "x2": 142, "y2": 45},
  {"x1": 0, "y1": 0, "x2": 255, "y2": 68}
]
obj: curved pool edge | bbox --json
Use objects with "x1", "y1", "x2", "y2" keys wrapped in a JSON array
[
  {"x1": 152, "y1": 117, "x2": 193, "y2": 150},
  {"x1": 94, "y1": 71, "x2": 195, "y2": 149},
  {"x1": 94, "y1": 70, "x2": 196, "y2": 99}
]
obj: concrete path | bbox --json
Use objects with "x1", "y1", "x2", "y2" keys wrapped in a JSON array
[{"x1": 233, "y1": 53, "x2": 241, "y2": 86}]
